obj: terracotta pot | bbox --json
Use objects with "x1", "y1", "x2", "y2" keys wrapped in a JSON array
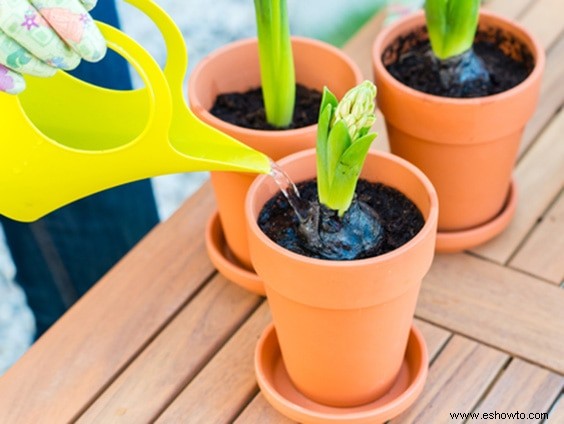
[
  {"x1": 246, "y1": 148, "x2": 438, "y2": 407},
  {"x1": 372, "y1": 11, "x2": 544, "y2": 250},
  {"x1": 189, "y1": 36, "x2": 363, "y2": 270}
]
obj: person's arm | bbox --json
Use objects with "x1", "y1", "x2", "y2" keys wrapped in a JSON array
[{"x1": 0, "y1": 0, "x2": 106, "y2": 94}]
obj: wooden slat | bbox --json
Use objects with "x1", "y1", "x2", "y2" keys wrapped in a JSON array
[
  {"x1": 0, "y1": 183, "x2": 217, "y2": 423},
  {"x1": 235, "y1": 318, "x2": 451, "y2": 423},
  {"x1": 341, "y1": 9, "x2": 387, "y2": 80},
  {"x1": 510, "y1": 191, "x2": 564, "y2": 284},
  {"x1": 485, "y1": 0, "x2": 536, "y2": 20},
  {"x1": 469, "y1": 359, "x2": 564, "y2": 423},
  {"x1": 341, "y1": 10, "x2": 390, "y2": 152},
  {"x1": 234, "y1": 396, "x2": 296, "y2": 424},
  {"x1": 548, "y1": 394, "x2": 564, "y2": 423},
  {"x1": 519, "y1": 0, "x2": 564, "y2": 50},
  {"x1": 413, "y1": 319, "x2": 452, "y2": 362},
  {"x1": 520, "y1": 32, "x2": 564, "y2": 156},
  {"x1": 416, "y1": 254, "x2": 564, "y2": 373},
  {"x1": 78, "y1": 276, "x2": 261, "y2": 423},
  {"x1": 392, "y1": 336, "x2": 508, "y2": 423},
  {"x1": 471, "y1": 109, "x2": 564, "y2": 263},
  {"x1": 154, "y1": 303, "x2": 271, "y2": 423}
]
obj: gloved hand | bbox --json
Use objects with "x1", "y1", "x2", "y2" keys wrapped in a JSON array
[{"x1": 0, "y1": 0, "x2": 106, "y2": 94}]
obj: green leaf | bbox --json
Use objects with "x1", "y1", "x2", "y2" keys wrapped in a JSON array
[
  {"x1": 316, "y1": 103, "x2": 333, "y2": 204},
  {"x1": 326, "y1": 120, "x2": 352, "y2": 187},
  {"x1": 320, "y1": 86, "x2": 339, "y2": 113},
  {"x1": 254, "y1": 0, "x2": 296, "y2": 127},
  {"x1": 353, "y1": 132, "x2": 378, "y2": 147},
  {"x1": 444, "y1": 0, "x2": 479, "y2": 58},
  {"x1": 425, "y1": 0, "x2": 480, "y2": 59},
  {"x1": 425, "y1": 0, "x2": 447, "y2": 58},
  {"x1": 326, "y1": 133, "x2": 375, "y2": 216}
]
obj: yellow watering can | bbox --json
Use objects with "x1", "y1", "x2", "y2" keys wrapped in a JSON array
[{"x1": 0, "y1": 0, "x2": 271, "y2": 222}]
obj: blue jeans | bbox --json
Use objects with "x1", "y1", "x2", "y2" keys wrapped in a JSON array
[{"x1": 0, "y1": 1, "x2": 159, "y2": 337}]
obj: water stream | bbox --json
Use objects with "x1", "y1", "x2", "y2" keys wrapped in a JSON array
[{"x1": 268, "y1": 160, "x2": 310, "y2": 222}]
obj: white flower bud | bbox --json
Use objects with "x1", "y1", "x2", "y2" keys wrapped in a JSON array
[{"x1": 332, "y1": 80, "x2": 377, "y2": 140}]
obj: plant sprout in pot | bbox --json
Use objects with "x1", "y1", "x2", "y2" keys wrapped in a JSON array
[
  {"x1": 274, "y1": 81, "x2": 385, "y2": 260},
  {"x1": 254, "y1": 0, "x2": 295, "y2": 129},
  {"x1": 246, "y1": 81, "x2": 438, "y2": 417},
  {"x1": 266, "y1": 81, "x2": 425, "y2": 261},
  {"x1": 384, "y1": 0, "x2": 534, "y2": 99},
  {"x1": 424, "y1": 0, "x2": 490, "y2": 96},
  {"x1": 209, "y1": 0, "x2": 322, "y2": 131},
  {"x1": 190, "y1": 0, "x2": 362, "y2": 294},
  {"x1": 372, "y1": 0, "x2": 544, "y2": 252}
]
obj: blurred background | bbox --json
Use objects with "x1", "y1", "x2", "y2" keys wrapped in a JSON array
[{"x1": 0, "y1": 0, "x2": 424, "y2": 374}]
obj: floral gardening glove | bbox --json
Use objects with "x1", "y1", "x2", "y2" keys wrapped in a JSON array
[{"x1": 0, "y1": 0, "x2": 106, "y2": 94}]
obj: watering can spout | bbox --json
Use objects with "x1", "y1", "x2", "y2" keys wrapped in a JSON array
[
  {"x1": 169, "y1": 96, "x2": 272, "y2": 175},
  {"x1": 189, "y1": 138, "x2": 273, "y2": 174}
]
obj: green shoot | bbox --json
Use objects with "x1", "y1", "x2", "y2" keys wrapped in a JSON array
[
  {"x1": 316, "y1": 81, "x2": 377, "y2": 217},
  {"x1": 254, "y1": 0, "x2": 296, "y2": 128},
  {"x1": 425, "y1": 0, "x2": 480, "y2": 60}
]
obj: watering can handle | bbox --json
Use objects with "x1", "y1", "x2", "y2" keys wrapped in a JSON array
[
  {"x1": 122, "y1": 0, "x2": 187, "y2": 94},
  {"x1": 95, "y1": 22, "x2": 172, "y2": 138},
  {"x1": 92, "y1": 0, "x2": 185, "y2": 136},
  {"x1": 112, "y1": 0, "x2": 271, "y2": 175}
]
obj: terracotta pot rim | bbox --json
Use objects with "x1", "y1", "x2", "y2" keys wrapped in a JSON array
[
  {"x1": 188, "y1": 36, "x2": 363, "y2": 139},
  {"x1": 372, "y1": 10, "x2": 546, "y2": 107},
  {"x1": 246, "y1": 148, "x2": 439, "y2": 268}
]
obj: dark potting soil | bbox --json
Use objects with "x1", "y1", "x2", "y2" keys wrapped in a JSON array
[
  {"x1": 258, "y1": 179, "x2": 425, "y2": 261},
  {"x1": 383, "y1": 25, "x2": 534, "y2": 98},
  {"x1": 209, "y1": 84, "x2": 321, "y2": 130}
]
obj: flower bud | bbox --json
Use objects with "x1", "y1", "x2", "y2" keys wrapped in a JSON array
[{"x1": 332, "y1": 80, "x2": 377, "y2": 140}]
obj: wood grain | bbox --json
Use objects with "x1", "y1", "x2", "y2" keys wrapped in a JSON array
[
  {"x1": 341, "y1": 9, "x2": 386, "y2": 80},
  {"x1": 234, "y1": 395, "x2": 297, "y2": 424},
  {"x1": 77, "y1": 276, "x2": 261, "y2": 423},
  {"x1": 519, "y1": 0, "x2": 564, "y2": 50},
  {"x1": 485, "y1": 0, "x2": 536, "y2": 19},
  {"x1": 341, "y1": 9, "x2": 390, "y2": 153},
  {"x1": 417, "y1": 253, "x2": 564, "y2": 373},
  {"x1": 521, "y1": 30, "x2": 564, "y2": 156},
  {"x1": 0, "y1": 183, "x2": 217, "y2": 423},
  {"x1": 469, "y1": 359, "x2": 564, "y2": 423},
  {"x1": 510, "y1": 191, "x2": 564, "y2": 284},
  {"x1": 471, "y1": 110, "x2": 564, "y2": 264},
  {"x1": 154, "y1": 303, "x2": 271, "y2": 423},
  {"x1": 392, "y1": 336, "x2": 508, "y2": 423},
  {"x1": 413, "y1": 318, "x2": 452, "y2": 362},
  {"x1": 548, "y1": 394, "x2": 564, "y2": 423}
]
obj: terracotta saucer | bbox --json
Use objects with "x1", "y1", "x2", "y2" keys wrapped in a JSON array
[
  {"x1": 255, "y1": 323, "x2": 428, "y2": 424},
  {"x1": 205, "y1": 211, "x2": 266, "y2": 296},
  {"x1": 436, "y1": 179, "x2": 518, "y2": 253}
]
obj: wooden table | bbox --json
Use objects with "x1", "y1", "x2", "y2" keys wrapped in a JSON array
[{"x1": 0, "y1": 1, "x2": 562, "y2": 422}]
